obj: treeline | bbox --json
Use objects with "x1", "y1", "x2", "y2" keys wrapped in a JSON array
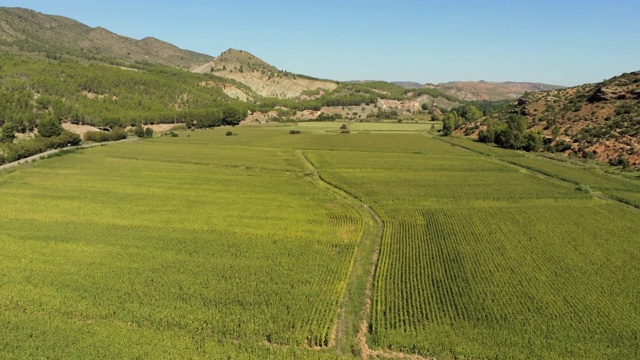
[
  {"x1": 440, "y1": 105, "x2": 484, "y2": 135},
  {"x1": 440, "y1": 105, "x2": 543, "y2": 152},
  {"x1": 454, "y1": 99, "x2": 511, "y2": 116},
  {"x1": 256, "y1": 83, "x2": 383, "y2": 112}
]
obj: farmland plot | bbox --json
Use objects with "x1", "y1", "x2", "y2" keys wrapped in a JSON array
[
  {"x1": 308, "y1": 144, "x2": 640, "y2": 359},
  {"x1": 0, "y1": 136, "x2": 360, "y2": 358}
]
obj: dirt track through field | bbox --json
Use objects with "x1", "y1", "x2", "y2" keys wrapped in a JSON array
[{"x1": 297, "y1": 150, "x2": 431, "y2": 360}]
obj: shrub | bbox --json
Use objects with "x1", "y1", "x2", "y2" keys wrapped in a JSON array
[
  {"x1": 576, "y1": 184, "x2": 592, "y2": 194},
  {"x1": 144, "y1": 127, "x2": 154, "y2": 138},
  {"x1": 340, "y1": 124, "x2": 348, "y2": 130},
  {"x1": 57, "y1": 130, "x2": 82, "y2": 147},
  {"x1": 582, "y1": 150, "x2": 596, "y2": 159},
  {"x1": 4, "y1": 130, "x2": 81, "y2": 163},
  {"x1": 134, "y1": 123, "x2": 145, "y2": 137},
  {"x1": 609, "y1": 156, "x2": 630, "y2": 168},
  {"x1": 225, "y1": 131, "x2": 234, "y2": 136},
  {"x1": 554, "y1": 139, "x2": 573, "y2": 152},
  {"x1": 84, "y1": 127, "x2": 128, "y2": 143},
  {"x1": 1, "y1": 122, "x2": 17, "y2": 143},
  {"x1": 289, "y1": 130, "x2": 301, "y2": 134}
]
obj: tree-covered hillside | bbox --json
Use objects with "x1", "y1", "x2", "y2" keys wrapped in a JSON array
[{"x1": 0, "y1": 54, "x2": 248, "y2": 129}]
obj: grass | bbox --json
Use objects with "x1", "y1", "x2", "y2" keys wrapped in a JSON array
[{"x1": 1, "y1": 125, "x2": 639, "y2": 359}]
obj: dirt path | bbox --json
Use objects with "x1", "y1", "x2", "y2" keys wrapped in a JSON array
[{"x1": 297, "y1": 151, "x2": 431, "y2": 360}]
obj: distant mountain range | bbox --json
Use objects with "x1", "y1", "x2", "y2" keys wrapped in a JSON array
[{"x1": 393, "y1": 81, "x2": 564, "y2": 101}]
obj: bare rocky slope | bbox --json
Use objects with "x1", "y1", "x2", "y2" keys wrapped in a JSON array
[{"x1": 191, "y1": 49, "x2": 338, "y2": 99}]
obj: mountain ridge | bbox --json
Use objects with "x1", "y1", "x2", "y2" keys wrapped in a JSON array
[{"x1": 0, "y1": 7, "x2": 213, "y2": 69}]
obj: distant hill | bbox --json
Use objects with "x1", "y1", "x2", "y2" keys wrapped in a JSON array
[
  {"x1": 191, "y1": 49, "x2": 338, "y2": 99},
  {"x1": 0, "y1": 7, "x2": 213, "y2": 69},
  {"x1": 426, "y1": 81, "x2": 564, "y2": 101}
]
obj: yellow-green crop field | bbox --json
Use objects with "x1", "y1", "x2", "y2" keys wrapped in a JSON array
[{"x1": 1, "y1": 125, "x2": 639, "y2": 359}]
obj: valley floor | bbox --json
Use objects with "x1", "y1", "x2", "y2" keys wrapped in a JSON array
[{"x1": 1, "y1": 123, "x2": 639, "y2": 359}]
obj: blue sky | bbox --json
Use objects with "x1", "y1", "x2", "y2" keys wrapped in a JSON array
[{"x1": 2, "y1": 0, "x2": 638, "y2": 86}]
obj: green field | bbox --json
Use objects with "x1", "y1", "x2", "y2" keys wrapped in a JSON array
[
  {"x1": 0, "y1": 131, "x2": 361, "y2": 359},
  {"x1": 304, "y1": 131, "x2": 640, "y2": 358},
  {"x1": 1, "y1": 125, "x2": 640, "y2": 359}
]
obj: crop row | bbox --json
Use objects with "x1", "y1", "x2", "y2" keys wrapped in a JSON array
[{"x1": 371, "y1": 204, "x2": 640, "y2": 358}]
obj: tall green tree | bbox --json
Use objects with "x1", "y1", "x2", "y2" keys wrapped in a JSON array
[
  {"x1": 462, "y1": 105, "x2": 483, "y2": 122},
  {"x1": 38, "y1": 116, "x2": 63, "y2": 138},
  {"x1": 441, "y1": 112, "x2": 458, "y2": 136}
]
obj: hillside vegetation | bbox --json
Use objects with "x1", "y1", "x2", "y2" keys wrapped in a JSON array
[{"x1": 0, "y1": 54, "x2": 250, "y2": 127}]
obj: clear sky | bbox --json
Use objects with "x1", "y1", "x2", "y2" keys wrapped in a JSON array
[{"x1": 1, "y1": 0, "x2": 639, "y2": 86}]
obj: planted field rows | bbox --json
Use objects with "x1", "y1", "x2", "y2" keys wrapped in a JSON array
[
  {"x1": 373, "y1": 204, "x2": 640, "y2": 359},
  {"x1": 306, "y1": 139, "x2": 640, "y2": 359},
  {"x1": 439, "y1": 136, "x2": 640, "y2": 208},
  {"x1": 0, "y1": 135, "x2": 361, "y2": 358}
]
